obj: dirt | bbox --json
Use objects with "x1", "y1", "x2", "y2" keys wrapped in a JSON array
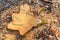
[{"x1": 0, "y1": 0, "x2": 60, "y2": 40}]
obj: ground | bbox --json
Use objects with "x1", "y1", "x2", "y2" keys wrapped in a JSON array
[{"x1": 0, "y1": 0, "x2": 60, "y2": 40}]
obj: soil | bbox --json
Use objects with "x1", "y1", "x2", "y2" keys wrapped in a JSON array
[{"x1": 0, "y1": 0, "x2": 60, "y2": 40}]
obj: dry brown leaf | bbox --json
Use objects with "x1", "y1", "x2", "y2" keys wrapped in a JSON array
[
  {"x1": 4, "y1": 34, "x2": 16, "y2": 40},
  {"x1": 7, "y1": 4, "x2": 37, "y2": 36},
  {"x1": 49, "y1": 25, "x2": 60, "y2": 37}
]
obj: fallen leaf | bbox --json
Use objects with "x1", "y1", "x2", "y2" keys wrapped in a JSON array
[
  {"x1": 4, "y1": 34, "x2": 16, "y2": 40},
  {"x1": 49, "y1": 25, "x2": 60, "y2": 37},
  {"x1": 7, "y1": 4, "x2": 38, "y2": 36}
]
